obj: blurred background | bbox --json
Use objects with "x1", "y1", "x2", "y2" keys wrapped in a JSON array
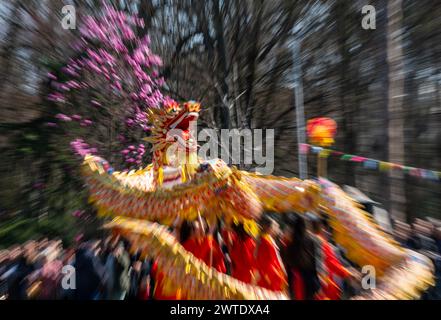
[{"x1": 0, "y1": 0, "x2": 440, "y2": 247}]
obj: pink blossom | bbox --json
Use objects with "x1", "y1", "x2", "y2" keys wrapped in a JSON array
[
  {"x1": 91, "y1": 100, "x2": 101, "y2": 107},
  {"x1": 66, "y1": 80, "x2": 81, "y2": 89},
  {"x1": 114, "y1": 81, "x2": 122, "y2": 91},
  {"x1": 75, "y1": 233, "x2": 84, "y2": 242},
  {"x1": 72, "y1": 210, "x2": 84, "y2": 218},
  {"x1": 149, "y1": 54, "x2": 162, "y2": 66},
  {"x1": 141, "y1": 84, "x2": 152, "y2": 94},
  {"x1": 80, "y1": 119, "x2": 93, "y2": 127},
  {"x1": 70, "y1": 138, "x2": 98, "y2": 156},
  {"x1": 55, "y1": 113, "x2": 72, "y2": 122},
  {"x1": 64, "y1": 67, "x2": 79, "y2": 77},
  {"x1": 50, "y1": 7, "x2": 167, "y2": 162},
  {"x1": 48, "y1": 72, "x2": 57, "y2": 80}
]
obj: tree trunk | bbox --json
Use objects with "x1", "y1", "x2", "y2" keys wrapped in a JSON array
[
  {"x1": 335, "y1": 1, "x2": 356, "y2": 186},
  {"x1": 375, "y1": 0, "x2": 390, "y2": 214},
  {"x1": 387, "y1": 0, "x2": 406, "y2": 221}
]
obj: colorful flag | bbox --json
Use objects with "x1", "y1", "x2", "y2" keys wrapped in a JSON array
[
  {"x1": 363, "y1": 159, "x2": 378, "y2": 170},
  {"x1": 302, "y1": 143, "x2": 440, "y2": 182}
]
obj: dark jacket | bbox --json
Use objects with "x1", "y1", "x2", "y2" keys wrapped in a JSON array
[
  {"x1": 113, "y1": 251, "x2": 130, "y2": 293},
  {"x1": 73, "y1": 248, "x2": 103, "y2": 300},
  {"x1": 283, "y1": 236, "x2": 320, "y2": 300},
  {"x1": 7, "y1": 257, "x2": 35, "y2": 300}
]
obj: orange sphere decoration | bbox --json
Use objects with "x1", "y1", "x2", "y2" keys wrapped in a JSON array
[{"x1": 307, "y1": 117, "x2": 337, "y2": 147}]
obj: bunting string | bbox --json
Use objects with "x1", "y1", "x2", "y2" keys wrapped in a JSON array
[{"x1": 300, "y1": 143, "x2": 441, "y2": 182}]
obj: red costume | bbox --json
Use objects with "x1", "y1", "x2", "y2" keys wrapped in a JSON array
[
  {"x1": 152, "y1": 234, "x2": 226, "y2": 300},
  {"x1": 315, "y1": 235, "x2": 351, "y2": 300},
  {"x1": 255, "y1": 234, "x2": 287, "y2": 291},
  {"x1": 151, "y1": 260, "x2": 181, "y2": 300},
  {"x1": 223, "y1": 230, "x2": 256, "y2": 284},
  {"x1": 138, "y1": 276, "x2": 151, "y2": 300},
  {"x1": 183, "y1": 235, "x2": 226, "y2": 273}
]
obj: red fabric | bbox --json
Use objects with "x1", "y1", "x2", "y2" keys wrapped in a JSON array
[
  {"x1": 183, "y1": 235, "x2": 226, "y2": 273},
  {"x1": 153, "y1": 235, "x2": 226, "y2": 300},
  {"x1": 151, "y1": 260, "x2": 178, "y2": 300},
  {"x1": 138, "y1": 279, "x2": 151, "y2": 300},
  {"x1": 317, "y1": 236, "x2": 350, "y2": 300},
  {"x1": 255, "y1": 234, "x2": 287, "y2": 291},
  {"x1": 138, "y1": 288, "x2": 150, "y2": 300},
  {"x1": 292, "y1": 270, "x2": 305, "y2": 300},
  {"x1": 225, "y1": 232, "x2": 256, "y2": 284}
]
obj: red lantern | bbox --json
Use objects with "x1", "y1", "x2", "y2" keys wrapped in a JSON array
[{"x1": 307, "y1": 117, "x2": 337, "y2": 147}]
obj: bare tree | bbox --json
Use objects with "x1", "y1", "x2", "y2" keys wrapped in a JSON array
[{"x1": 387, "y1": 0, "x2": 406, "y2": 221}]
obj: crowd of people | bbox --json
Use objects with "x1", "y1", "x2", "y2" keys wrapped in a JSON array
[
  {"x1": 0, "y1": 235, "x2": 152, "y2": 300},
  {"x1": 393, "y1": 218, "x2": 441, "y2": 299},
  {"x1": 0, "y1": 213, "x2": 440, "y2": 300}
]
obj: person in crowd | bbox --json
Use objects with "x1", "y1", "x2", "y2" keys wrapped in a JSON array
[
  {"x1": 222, "y1": 222, "x2": 256, "y2": 284},
  {"x1": 152, "y1": 218, "x2": 226, "y2": 300},
  {"x1": 280, "y1": 223, "x2": 294, "y2": 293},
  {"x1": 419, "y1": 221, "x2": 438, "y2": 252},
  {"x1": 7, "y1": 243, "x2": 37, "y2": 299},
  {"x1": 127, "y1": 260, "x2": 143, "y2": 300},
  {"x1": 434, "y1": 227, "x2": 441, "y2": 255},
  {"x1": 310, "y1": 216, "x2": 357, "y2": 300},
  {"x1": 407, "y1": 219, "x2": 438, "y2": 252},
  {"x1": 218, "y1": 227, "x2": 232, "y2": 275},
  {"x1": 4, "y1": 214, "x2": 441, "y2": 301},
  {"x1": 111, "y1": 241, "x2": 131, "y2": 300},
  {"x1": 0, "y1": 249, "x2": 11, "y2": 299},
  {"x1": 280, "y1": 225, "x2": 292, "y2": 249},
  {"x1": 137, "y1": 258, "x2": 153, "y2": 300},
  {"x1": 59, "y1": 245, "x2": 76, "y2": 300},
  {"x1": 255, "y1": 217, "x2": 287, "y2": 292},
  {"x1": 138, "y1": 274, "x2": 151, "y2": 300},
  {"x1": 103, "y1": 239, "x2": 116, "y2": 300},
  {"x1": 182, "y1": 219, "x2": 226, "y2": 273},
  {"x1": 36, "y1": 242, "x2": 64, "y2": 299},
  {"x1": 393, "y1": 220, "x2": 413, "y2": 248},
  {"x1": 282, "y1": 215, "x2": 319, "y2": 300},
  {"x1": 72, "y1": 241, "x2": 105, "y2": 300}
]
